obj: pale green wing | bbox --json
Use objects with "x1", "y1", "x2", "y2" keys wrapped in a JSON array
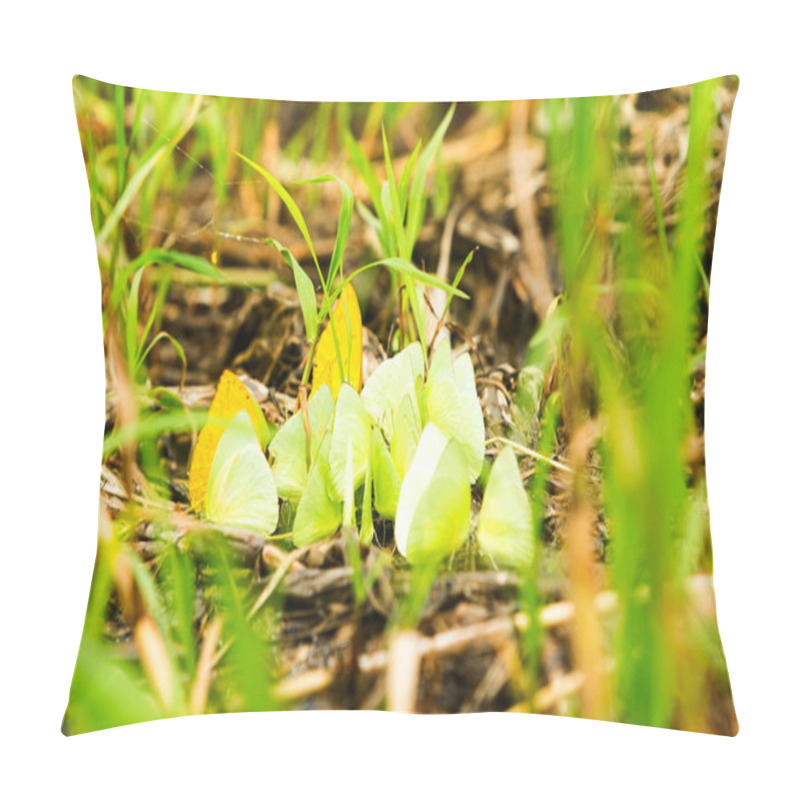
[
  {"x1": 425, "y1": 340, "x2": 485, "y2": 483},
  {"x1": 371, "y1": 427, "x2": 401, "y2": 520},
  {"x1": 269, "y1": 384, "x2": 334, "y2": 502},
  {"x1": 405, "y1": 440, "x2": 472, "y2": 565},
  {"x1": 328, "y1": 383, "x2": 372, "y2": 500},
  {"x1": 206, "y1": 410, "x2": 279, "y2": 535},
  {"x1": 452, "y1": 351, "x2": 485, "y2": 480},
  {"x1": 342, "y1": 441, "x2": 355, "y2": 527},
  {"x1": 361, "y1": 341, "x2": 424, "y2": 441},
  {"x1": 453, "y1": 350, "x2": 478, "y2": 397},
  {"x1": 477, "y1": 445, "x2": 534, "y2": 568},
  {"x1": 390, "y1": 389, "x2": 422, "y2": 479},
  {"x1": 427, "y1": 336, "x2": 453, "y2": 384},
  {"x1": 292, "y1": 434, "x2": 343, "y2": 547},
  {"x1": 394, "y1": 422, "x2": 448, "y2": 557}
]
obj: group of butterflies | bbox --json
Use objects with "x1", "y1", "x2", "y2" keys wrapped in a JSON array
[{"x1": 188, "y1": 284, "x2": 535, "y2": 567}]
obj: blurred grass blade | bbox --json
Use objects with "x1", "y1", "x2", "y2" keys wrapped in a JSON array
[
  {"x1": 112, "y1": 248, "x2": 224, "y2": 310},
  {"x1": 342, "y1": 256, "x2": 469, "y2": 299},
  {"x1": 294, "y1": 174, "x2": 354, "y2": 289},
  {"x1": 97, "y1": 95, "x2": 202, "y2": 248},
  {"x1": 382, "y1": 126, "x2": 409, "y2": 259}
]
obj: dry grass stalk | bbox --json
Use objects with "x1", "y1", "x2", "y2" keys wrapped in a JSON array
[
  {"x1": 560, "y1": 421, "x2": 610, "y2": 720},
  {"x1": 189, "y1": 616, "x2": 224, "y2": 715},
  {"x1": 274, "y1": 668, "x2": 334, "y2": 702},
  {"x1": 386, "y1": 630, "x2": 423, "y2": 713},
  {"x1": 134, "y1": 616, "x2": 174, "y2": 711}
]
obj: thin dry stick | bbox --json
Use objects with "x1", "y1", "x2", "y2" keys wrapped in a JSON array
[
  {"x1": 485, "y1": 436, "x2": 573, "y2": 474},
  {"x1": 357, "y1": 574, "x2": 712, "y2": 679},
  {"x1": 476, "y1": 376, "x2": 514, "y2": 405},
  {"x1": 461, "y1": 639, "x2": 519, "y2": 713},
  {"x1": 274, "y1": 668, "x2": 334, "y2": 701},
  {"x1": 248, "y1": 547, "x2": 309, "y2": 621},
  {"x1": 360, "y1": 614, "x2": 521, "y2": 674},
  {"x1": 539, "y1": 590, "x2": 618, "y2": 628},
  {"x1": 358, "y1": 590, "x2": 625, "y2": 676},
  {"x1": 532, "y1": 659, "x2": 615, "y2": 713}
]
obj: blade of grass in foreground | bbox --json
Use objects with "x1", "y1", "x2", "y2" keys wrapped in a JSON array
[
  {"x1": 96, "y1": 95, "x2": 202, "y2": 249},
  {"x1": 209, "y1": 541, "x2": 280, "y2": 712},
  {"x1": 103, "y1": 409, "x2": 208, "y2": 459},
  {"x1": 545, "y1": 94, "x2": 615, "y2": 722},
  {"x1": 605, "y1": 79, "x2": 718, "y2": 729}
]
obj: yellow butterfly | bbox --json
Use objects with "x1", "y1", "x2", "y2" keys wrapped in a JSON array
[
  {"x1": 188, "y1": 371, "x2": 271, "y2": 512},
  {"x1": 311, "y1": 283, "x2": 362, "y2": 399}
]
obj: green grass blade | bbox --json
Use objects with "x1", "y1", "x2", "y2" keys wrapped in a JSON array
[
  {"x1": 126, "y1": 266, "x2": 144, "y2": 369},
  {"x1": 166, "y1": 545, "x2": 197, "y2": 676},
  {"x1": 341, "y1": 257, "x2": 469, "y2": 299},
  {"x1": 136, "y1": 331, "x2": 186, "y2": 382},
  {"x1": 382, "y1": 126, "x2": 408, "y2": 259},
  {"x1": 406, "y1": 104, "x2": 455, "y2": 254},
  {"x1": 266, "y1": 238, "x2": 319, "y2": 342},
  {"x1": 398, "y1": 139, "x2": 422, "y2": 210},
  {"x1": 114, "y1": 84, "x2": 127, "y2": 197},
  {"x1": 112, "y1": 249, "x2": 223, "y2": 310},
  {"x1": 440, "y1": 247, "x2": 476, "y2": 322},
  {"x1": 97, "y1": 95, "x2": 202, "y2": 249},
  {"x1": 103, "y1": 409, "x2": 208, "y2": 458},
  {"x1": 236, "y1": 152, "x2": 323, "y2": 280},
  {"x1": 294, "y1": 174, "x2": 354, "y2": 290}
]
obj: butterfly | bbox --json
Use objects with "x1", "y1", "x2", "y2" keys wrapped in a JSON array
[
  {"x1": 188, "y1": 371, "x2": 278, "y2": 534},
  {"x1": 477, "y1": 445, "x2": 534, "y2": 568},
  {"x1": 311, "y1": 283, "x2": 363, "y2": 399},
  {"x1": 394, "y1": 422, "x2": 471, "y2": 564}
]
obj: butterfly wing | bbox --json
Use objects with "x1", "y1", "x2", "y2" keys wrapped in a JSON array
[
  {"x1": 269, "y1": 384, "x2": 334, "y2": 503},
  {"x1": 394, "y1": 422, "x2": 447, "y2": 558},
  {"x1": 311, "y1": 283, "x2": 362, "y2": 399},
  {"x1": 206, "y1": 410, "x2": 279, "y2": 534},
  {"x1": 189, "y1": 370, "x2": 271, "y2": 511},
  {"x1": 405, "y1": 440, "x2": 471, "y2": 565},
  {"x1": 292, "y1": 433, "x2": 343, "y2": 547},
  {"x1": 477, "y1": 445, "x2": 534, "y2": 568},
  {"x1": 425, "y1": 340, "x2": 485, "y2": 482},
  {"x1": 328, "y1": 383, "x2": 372, "y2": 501},
  {"x1": 361, "y1": 341, "x2": 424, "y2": 441}
]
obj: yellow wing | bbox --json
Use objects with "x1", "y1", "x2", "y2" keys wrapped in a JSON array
[
  {"x1": 311, "y1": 283, "x2": 362, "y2": 399},
  {"x1": 188, "y1": 371, "x2": 269, "y2": 511}
]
